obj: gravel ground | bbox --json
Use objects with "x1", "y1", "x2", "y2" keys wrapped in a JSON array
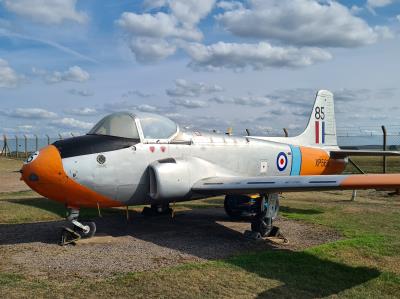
[{"x1": 0, "y1": 207, "x2": 341, "y2": 279}]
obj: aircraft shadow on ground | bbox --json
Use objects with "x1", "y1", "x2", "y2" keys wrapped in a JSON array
[
  {"x1": 0, "y1": 199, "x2": 380, "y2": 297},
  {"x1": 229, "y1": 249, "x2": 380, "y2": 298}
]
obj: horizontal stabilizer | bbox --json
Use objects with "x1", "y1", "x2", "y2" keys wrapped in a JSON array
[
  {"x1": 192, "y1": 174, "x2": 400, "y2": 195},
  {"x1": 330, "y1": 150, "x2": 400, "y2": 159}
]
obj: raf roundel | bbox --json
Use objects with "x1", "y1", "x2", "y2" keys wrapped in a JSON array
[{"x1": 276, "y1": 152, "x2": 288, "y2": 172}]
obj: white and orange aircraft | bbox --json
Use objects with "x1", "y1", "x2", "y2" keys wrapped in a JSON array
[{"x1": 21, "y1": 90, "x2": 400, "y2": 244}]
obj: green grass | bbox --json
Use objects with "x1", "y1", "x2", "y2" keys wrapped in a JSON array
[
  {"x1": 1, "y1": 191, "x2": 400, "y2": 298},
  {"x1": 345, "y1": 156, "x2": 400, "y2": 173}
]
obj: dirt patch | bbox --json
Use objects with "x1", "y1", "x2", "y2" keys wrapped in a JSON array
[
  {"x1": 0, "y1": 207, "x2": 341, "y2": 279},
  {"x1": 0, "y1": 158, "x2": 29, "y2": 193}
]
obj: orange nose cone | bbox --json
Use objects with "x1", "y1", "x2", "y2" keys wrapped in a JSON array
[
  {"x1": 21, "y1": 145, "x2": 67, "y2": 202},
  {"x1": 21, "y1": 145, "x2": 122, "y2": 208}
]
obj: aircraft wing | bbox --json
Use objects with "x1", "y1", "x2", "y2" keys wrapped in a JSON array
[
  {"x1": 330, "y1": 150, "x2": 400, "y2": 159},
  {"x1": 192, "y1": 174, "x2": 400, "y2": 195}
]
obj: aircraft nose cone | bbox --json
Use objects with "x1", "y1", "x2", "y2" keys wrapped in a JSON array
[{"x1": 21, "y1": 145, "x2": 64, "y2": 190}]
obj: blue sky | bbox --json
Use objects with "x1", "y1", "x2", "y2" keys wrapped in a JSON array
[{"x1": 0, "y1": 0, "x2": 399, "y2": 137}]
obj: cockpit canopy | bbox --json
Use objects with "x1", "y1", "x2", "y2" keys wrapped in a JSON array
[{"x1": 88, "y1": 112, "x2": 178, "y2": 141}]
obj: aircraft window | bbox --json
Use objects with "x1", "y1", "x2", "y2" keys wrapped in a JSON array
[
  {"x1": 140, "y1": 115, "x2": 177, "y2": 139},
  {"x1": 88, "y1": 113, "x2": 139, "y2": 139}
]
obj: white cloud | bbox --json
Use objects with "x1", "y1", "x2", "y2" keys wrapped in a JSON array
[
  {"x1": 170, "y1": 98, "x2": 209, "y2": 108},
  {"x1": 166, "y1": 79, "x2": 224, "y2": 97},
  {"x1": 168, "y1": 0, "x2": 216, "y2": 28},
  {"x1": 3, "y1": 0, "x2": 88, "y2": 24},
  {"x1": 117, "y1": 12, "x2": 202, "y2": 41},
  {"x1": 374, "y1": 26, "x2": 394, "y2": 40},
  {"x1": 122, "y1": 90, "x2": 154, "y2": 98},
  {"x1": 118, "y1": 0, "x2": 215, "y2": 63},
  {"x1": 129, "y1": 38, "x2": 177, "y2": 63},
  {"x1": 46, "y1": 66, "x2": 90, "y2": 83},
  {"x1": 217, "y1": 1, "x2": 243, "y2": 10},
  {"x1": 143, "y1": 0, "x2": 215, "y2": 28},
  {"x1": 350, "y1": 5, "x2": 363, "y2": 14},
  {"x1": 210, "y1": 95, "x2": 271, "y2": 106},
  {"x1": 137, "y1": 104, "x2": 159, "y2": 113},
  {"x1": 0, "y1": 58, "x2": 23, "y2": 88},
  {"x1": 1, "y1": 108, "x2": 58, "y2": 119},
  {"x1": 396, "y1": 14, "x2": 400, "y2": 21},
  {"x1": 217, "y1": 0, "x2": 388, "y2": 48},
  {"x1": 64, "y1": 107, "x2": 98, "y2": 116},
  {"x1": 68, "y1": 89, "x2": 94, "y2": 97},
  {"x1": 51, "y1": 117, "x2": 93, "y2": 130},
  {"x1": 367, "y1": 0, "x2": 393, "y2": 8},
  {"x1": 184, "y1": 42, "x2": 332, "y2": 71},
  {"x1": 18, "y1": 125, "x2": 34, "y2": 131}
]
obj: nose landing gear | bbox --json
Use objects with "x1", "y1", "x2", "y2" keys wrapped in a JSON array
[{"x1": 59, "y1": 208, "x2": 96, "y2": 246}]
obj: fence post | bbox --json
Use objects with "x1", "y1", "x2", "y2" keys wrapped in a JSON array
[
  {"x1": 1, "y1": 135, "x2": 10, "y2": 157},
  {"x1": 46, "y1": 134, "x2": 50, "y2": 145},
  {"x1": 382, "y1": 125, "x2": 387, "y2": 173},
  {"x1": 245, "y1": 129, "x2": 251, "y2": 136},
  {"x1": 15, "y1": 135, "x2": 18, "y2": 159},
  {"x1": 71, "y1": 133, "x2": 75, "y2": 137},
  {"x1": 35, "y1": 134, "x2": 38, "y2": 152},
  {"x1": 283, "y1": 128, "x2": 289, "y2": 137},
  {"x1": 58, "y1": 133, "x2": 63, "y2": 140},
  {"x1": 23, "y1": 135, "x2": 27, "y2": 158}
]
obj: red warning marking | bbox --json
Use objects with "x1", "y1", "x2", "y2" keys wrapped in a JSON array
[
  {"x1": 149, "y1": 146, "x2": 155, "y2": 153},
  {"x1": 161, "y1": 146, "x2": 166, "y2": 153}
]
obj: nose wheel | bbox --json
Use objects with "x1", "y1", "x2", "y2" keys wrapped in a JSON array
[{"x1": 59, "y1": 208, "x2": 96, "y2": 246}]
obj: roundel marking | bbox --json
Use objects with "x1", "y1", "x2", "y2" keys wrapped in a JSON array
[{"x1": 276, "y1": 152, "x2": 288, "y2": 172}]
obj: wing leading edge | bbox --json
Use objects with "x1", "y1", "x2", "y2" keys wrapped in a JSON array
[{"x1": 192, "y1": 174, "x2": 400, "y2": 195}]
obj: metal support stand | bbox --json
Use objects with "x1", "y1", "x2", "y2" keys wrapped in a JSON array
[{"x1": 351, "y1": 190, "x2": 357, "y2": 201}]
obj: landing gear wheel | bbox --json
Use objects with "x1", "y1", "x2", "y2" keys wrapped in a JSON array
[
  {"x1": 59, "y1": 207, "x2": 97, "y2": 246},
  {"x1": 250, "y1": 194, "x2": 279, "y2": 237},
  {"x1": 224, "y1": 195, "x2": 243, "y2": 219},
  {"x1": 76, "y1": 221, "x2": 96, "y2": 238},
  {"x1": 142, "y1": 204, "x2": 172, "y2": 217}
]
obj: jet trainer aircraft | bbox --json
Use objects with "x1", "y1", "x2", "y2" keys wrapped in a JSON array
[{"x1": 21, "y1": 90, "x2": 400, "y2": 244}]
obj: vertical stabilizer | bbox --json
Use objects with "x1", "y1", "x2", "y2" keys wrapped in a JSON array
[{"x1": 297, "y1": 90, "x2": 337, "y2": 147}]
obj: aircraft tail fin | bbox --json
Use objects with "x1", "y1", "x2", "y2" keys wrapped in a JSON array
[{"x1": 296, "y1": 90, "x2": 337, "y2": 147}]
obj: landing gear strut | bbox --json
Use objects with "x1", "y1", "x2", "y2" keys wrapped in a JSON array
[
  {"x1": 250, "y1": 194, "x2": 280, "y2": 238},
  {"x1": 59, "y1": 208, "x2": 96, "y2": 246}
]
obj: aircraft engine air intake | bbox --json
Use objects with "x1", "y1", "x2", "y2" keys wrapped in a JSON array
[{"x1": 149, "y1": 158, "x2": 192, "y2": 200}]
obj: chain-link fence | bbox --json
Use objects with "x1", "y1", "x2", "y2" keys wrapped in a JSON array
[
  {"x1": 0, "y1": 133, "x2": 80, "y2": 159},
  {"x1": 337, "y1": 125, "x2": 400, "y2": 150}
]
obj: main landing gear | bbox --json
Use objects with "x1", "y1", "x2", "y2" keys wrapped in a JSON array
[
  {"x1": 224, "y1": 193, "x2": 282, "y2": 239},
  {"x1": 142, "y1": 203, "x2": 172, "y2": 217},
  {"x1": 59, "y1": 208, "x2": 96, "y2": 246},
  {"x1": 250, "y1": 194, "x2": 280, "y2": 238}
]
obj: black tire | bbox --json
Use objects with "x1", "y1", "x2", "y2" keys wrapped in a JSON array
[
  {"x1": 142, "y1": 206, "x2": 154, "y2": 217},
  {"x1": 77, "y1": 221, "x2": 96, "y2": 238},
  {"x1": 224, "y1": 196, "x2": 243, "y2": 219}
]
